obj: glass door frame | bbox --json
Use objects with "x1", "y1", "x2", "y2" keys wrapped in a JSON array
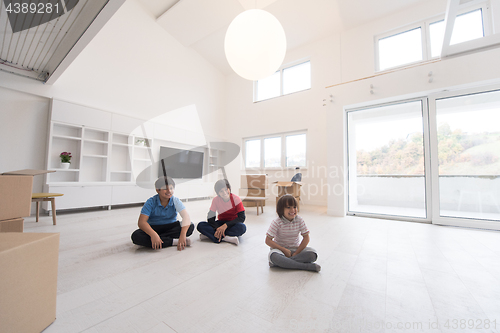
[
  {"x1": 345, "y1": 97, "x2": 433, "y2": 223},
  {"x1": 428, "y1": 83, "x2": 500, "y2": 231}
]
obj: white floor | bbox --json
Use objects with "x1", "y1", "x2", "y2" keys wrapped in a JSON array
[{"x1": 24, "y1": 200, "x2": 500, "y2": 333}]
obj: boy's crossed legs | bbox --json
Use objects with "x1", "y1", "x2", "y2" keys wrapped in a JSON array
[{"x1": 131, "y1": 222, "x2": 194, "y2": 248}]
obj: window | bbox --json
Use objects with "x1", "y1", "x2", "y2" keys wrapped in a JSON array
[
  {"x1": 283, "y1": 62, "x2": 311, "y2": 95},
  {"x1": 245, "y1": 139, "x2": 260, "y2": 168},
  {"x1": 429, "y1": 9, "x2": 485, "y2": 58},
  {"x1": 434, "y1": 89, "x2": 500, "y2": 221},
  {"x1": 264, "y1": 137, "x2": 281, "y2": 168},
  {"x1": 255, "y1": 71, "x2": 280, "y2": 101},
  {"x1": 244, "y1": 131, "x2": 307, "y2": 169},
  {"x1": 254, "y1": 61, "x2": 311, "y2": 102},
  {"x1": 346, "y1": 84, "x2": 500, "y2": 227},
  {"x1": 347, "y1": 100, "x2": 428, "y2": 219},
  {"x1": 378, "y1": 28, "x2": 423, "y2": 71},
  {"x1": 286, "y1": 134, "x2": 306, "y2": 167},
  {"x1": 376, "y1": 2, "x2": 489, "y2": 71}
]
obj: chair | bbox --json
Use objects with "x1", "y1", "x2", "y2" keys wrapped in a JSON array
[
  {"x1": 31, "y1": 193, "x2": 63, "y2": 225},
  {"x1": 240, "y1": 197, "x2": 266, "y2": 215}
]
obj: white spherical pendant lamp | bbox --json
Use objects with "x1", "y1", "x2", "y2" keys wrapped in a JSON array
[{"x1": 225, "y1": 9, "x2": 286, "y2": 81}]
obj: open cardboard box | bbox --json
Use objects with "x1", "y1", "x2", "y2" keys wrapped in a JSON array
[
  {"x1": 0, "y1": 169, "x2": 54, "y2": 227},
  {"x1": 273, "y1": 181, "x2": 302, "y2": 197},
  {"x1": 0, "y1": 232, "x2": 60, "y2": 333}
]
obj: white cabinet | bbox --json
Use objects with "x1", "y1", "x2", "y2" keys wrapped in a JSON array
[
  {"x1": 111, "y1": 185, "x2": 152, "y2": 205},
  {"x1": 51, "y1": 99, "x2": 112, "y2": 130},
  {"x1": 46, "y1": 185, "x2": 113, "y2": 210},
  {"x1": 46, "y1": 99, "x2": 215, "y2": 211}
]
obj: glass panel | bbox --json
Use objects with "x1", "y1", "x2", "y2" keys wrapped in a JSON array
[
  {"x1": 379, "y1": 28, "x2": 422, "y2": 70},
  {"x1": 264, "y1": 137, "x2": 281, "y2": 168},
  {"x1": 245, "y1": 140, "x2": 260, "y2": 168},
  {"x1": 347, "y1": 101, "x2": 426, "y2": 218},
  {"x1": 429, "y1": 9, "x2": 484, "y2": 57},
  {"x1": 286, "y1": 134, "x2": 306, "y2": 167},
  {"x1": 256, "y1": 71, "x2": 280, "y2": 101},
  {"x1": 283, "y1": 61, "x2": 311, "y2": 95},
  {"x1": 436, "y1": 90, "x2": 500, "y2": 221}
]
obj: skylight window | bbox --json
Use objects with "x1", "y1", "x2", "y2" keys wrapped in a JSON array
[{"x1": 429, "y1": 9, "x2": 484, "y2": 57}]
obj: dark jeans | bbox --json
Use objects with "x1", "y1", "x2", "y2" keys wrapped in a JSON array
[
  {"x1": 131, "y1": 221, "x2": 194, "y2": 248},
  {"x1": 197, "y1": 221, "x2": 246, "y2": 243}
]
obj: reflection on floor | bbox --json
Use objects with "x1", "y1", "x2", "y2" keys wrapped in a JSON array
[{"x1": 25, "y1": 200, "x2": 500, "y2": 333}]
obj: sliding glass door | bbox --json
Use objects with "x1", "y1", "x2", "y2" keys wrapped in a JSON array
[
  {"x1": 347, "y1": 99, "x2": 430, "y2": 220},
  {"x1": 346, "y1": 85, "x2": 500, "y2": 228},
  {"x1": 431, "y1": 89, "x2": 500, "y2": 224}
]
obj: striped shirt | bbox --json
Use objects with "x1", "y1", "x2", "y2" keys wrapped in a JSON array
[{"x1": 266, "y1": 215, "x2": 309, "y2": 248}]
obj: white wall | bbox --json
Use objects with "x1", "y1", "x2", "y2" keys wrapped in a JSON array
[
  {"x1": 0, "y1": 87, "x2": 50, "y2": 193},
  {"x1": 0, "y1": 0, "x2": 227, "y2": 212},
  {"x1": 225, "y1": 34, "x2": 340, "y2": 206}
]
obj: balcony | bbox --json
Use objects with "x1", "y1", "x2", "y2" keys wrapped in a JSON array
[{"x1": 350, "y1": 175, "x2": 500, "y2": 221}]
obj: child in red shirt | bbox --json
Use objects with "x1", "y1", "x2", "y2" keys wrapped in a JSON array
[{"x1": 197, "y1": 179, "x2": 246, "y2": 245}]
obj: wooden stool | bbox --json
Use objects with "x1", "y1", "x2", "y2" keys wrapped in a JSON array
[{"x1": 31, "y1": 193, "x2": 63, "y2": 225}]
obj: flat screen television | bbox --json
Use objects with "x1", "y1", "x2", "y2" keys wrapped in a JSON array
[{"x1": 158, "y1": 146, "x2": 204, "y2": 179}]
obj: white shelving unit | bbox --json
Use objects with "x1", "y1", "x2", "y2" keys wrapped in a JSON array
[
  {"x1": 132, "y1": 137, "x2": 153, "y2": 184},
  {"x1": 44, "y1": 99, "x2": 215, "y2": 211},
  {"x1": 110, "y1": 133, "x2": 132, "y2": 182}
]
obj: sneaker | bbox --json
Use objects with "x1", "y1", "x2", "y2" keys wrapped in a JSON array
[
  {"x1": 199, "y1": 234, "x2": 209, "y2": 241},
  {"x1": 222, "y1": 236, "x2": 239, "y2": 245}
]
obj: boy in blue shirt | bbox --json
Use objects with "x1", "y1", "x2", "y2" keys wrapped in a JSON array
[{"x1": 131, "y1": 176, "x2": 194, "y2": 250}]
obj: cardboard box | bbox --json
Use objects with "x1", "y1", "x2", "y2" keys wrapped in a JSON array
[
  {"x1": 0, "y1": 169, "x2": 54, "y2": 221},
  {"x1": 0, "y1": 233, "x2": 60, "y2": 333},
  {"x1": 241, "y1": 174, "x2": 268, "y2": 189},
  {"x1": 0, "y1": 218, "x2": 24, "y2": 232},
  {"x1": 0, "y1": 175, "x2": 33, "y2": 221},
  {"x1": 274, "y1": 181, "x2": 302, "y2": 197}
]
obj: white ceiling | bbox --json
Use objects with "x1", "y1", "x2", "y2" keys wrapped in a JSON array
[{"x1": 137, "y1": 0, "x2": 430, "y2": 75}]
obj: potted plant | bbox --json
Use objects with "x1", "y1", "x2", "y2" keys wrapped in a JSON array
[{"x1": 60, "y1": 152, "x2": 72, "y2": 169}]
